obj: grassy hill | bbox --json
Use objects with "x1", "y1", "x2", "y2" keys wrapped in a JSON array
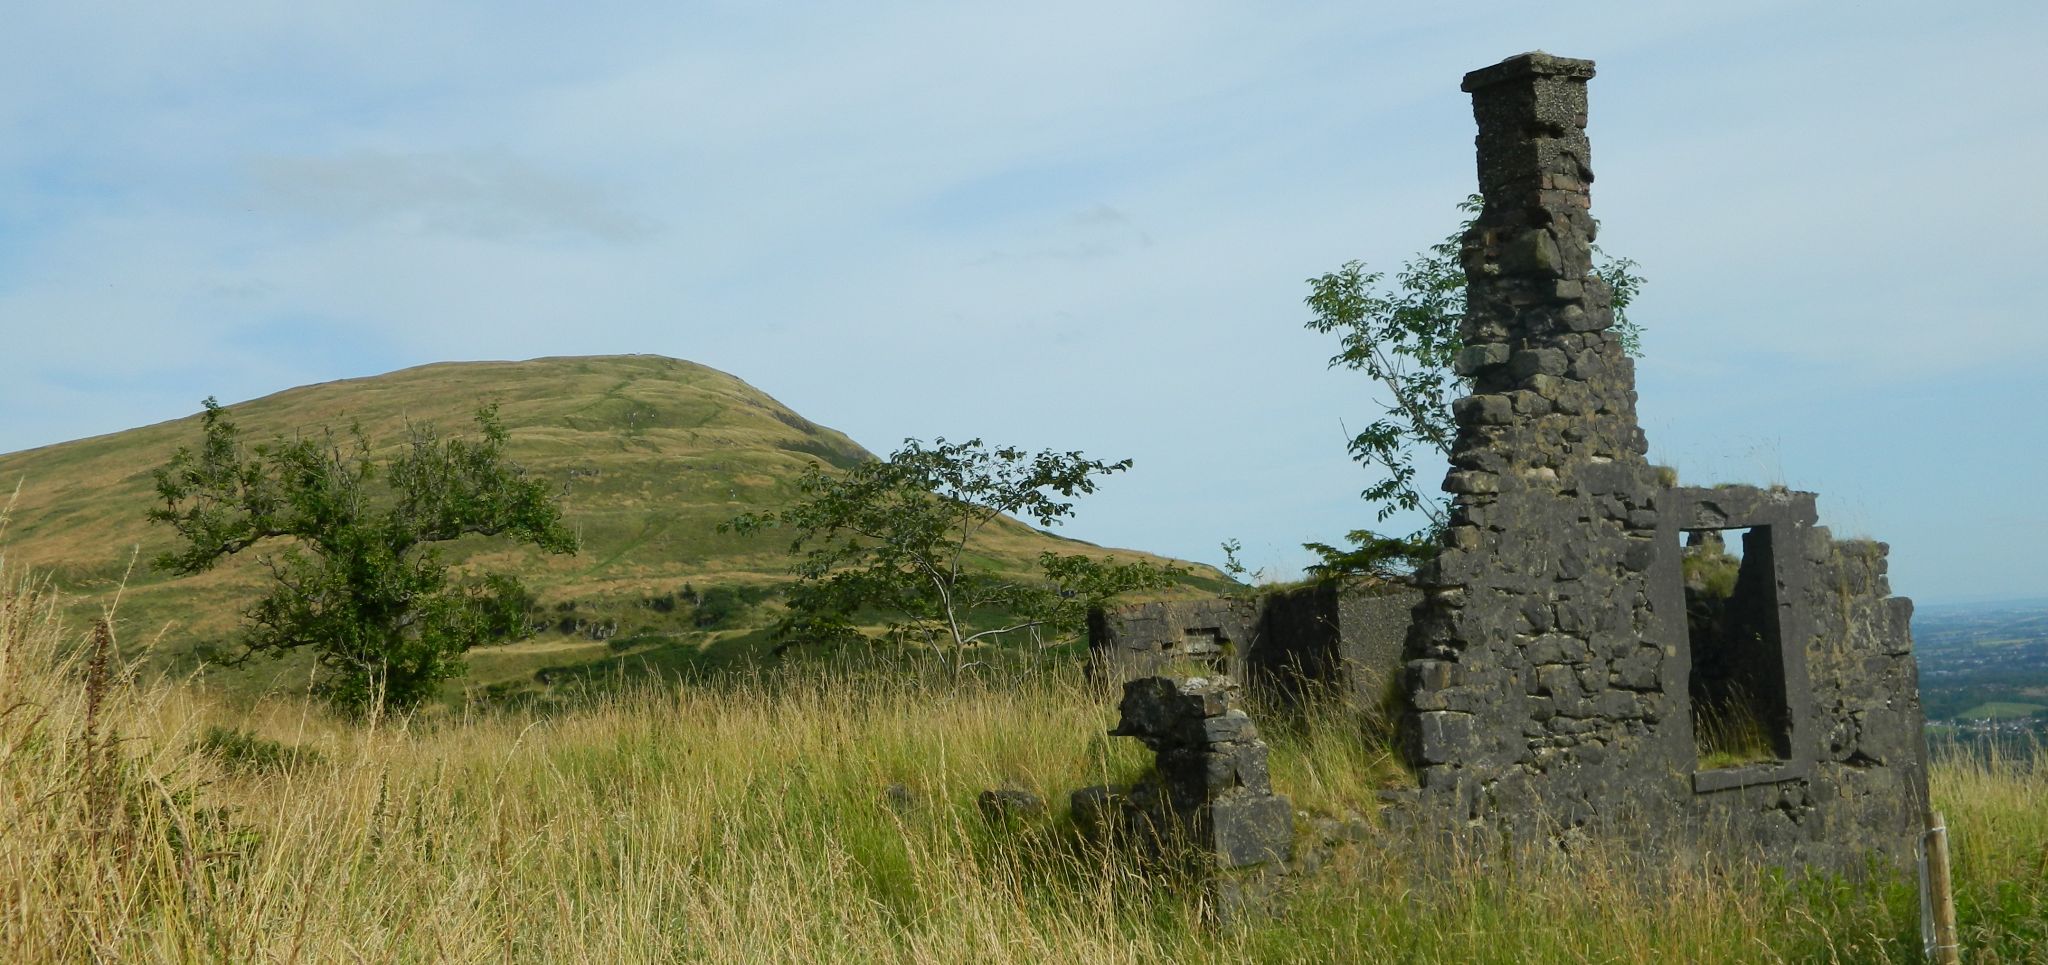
[{"x1": 0, "y1": 354, "x2": 1224, "y2": 700}]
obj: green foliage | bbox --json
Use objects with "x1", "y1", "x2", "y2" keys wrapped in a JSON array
[
  {"x1": 693, "y1": 583, "x2": 771, "y2": 630},
  {"x1": 148, "y1": 398, "x2": 577, "y2": 712},
  {"x1": 1302, "y1": 195, "x2": 1646, "y2": 563},
  {"x1": 1301, "y1": 529, "x2": 1436, "y2": 584},
  {"x1": 725, "y1": 437, "x2": 1176, "y2": 668},
  {"x1": 1683, "y1": 540, "x2": 1742, "y2": 599},
  {"x1": 1218, "y1": 538, "x2": 1252, "y2": 584}
]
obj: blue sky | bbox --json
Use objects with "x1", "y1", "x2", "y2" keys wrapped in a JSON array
[{"x1": 2, "y1": 2, "x2": 2042, "y2": 603}]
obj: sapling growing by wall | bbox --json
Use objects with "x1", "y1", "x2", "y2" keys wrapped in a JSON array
[
  {"x1": 725, "y1": 437, "x2": 1175, "y2": 674},
  {"x1": 1301, "y1": 195, "x2": 1645, "y2": 576}
]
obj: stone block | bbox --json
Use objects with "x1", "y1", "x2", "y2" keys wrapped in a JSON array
[
  {"x1": 1500, "y1": 229, "x2": 1561, "y2": 275},
  {"x1": 1110, "y1": 677, "x2": 1232, "y2": 750},
  {"x1": 1224, "y1": 744, "x2": 1272, "y2": 794},
  {"x1": 1453, "y1": 394, "x2": 1513, "y2": 426},
  {"x1": 1510, "y1": 348, "x2": 1569, "y2": 379},
  {"x1": 1524, "y1": 633, "x2": 1583, "y2": 664},
  {"x1": 1417, "y1": 711, "x2": 1476, "y2": 763},
  {"x1": 1444, "y1": 470, "x2": 1501, "y2": 495},
  {"x1": 1534, "y1": 663, "x2": 1580, "y2": 698},
  {"x1": 1408, "y1": 658, "x2": 1461, "y2": 693},
  {"x1": 1622, "y1": 538, "x2": 1658, "y2": 573},
  {"x1": 1209, "y1": 792, "x2": 1295, "y2": 868},
  {"x1": 1608, "y1": 651, "x2": 1660, "y2": 691},
  {"x1": 1203, "y1": 710, "x2": 1257, "y2": 744},
  {"x1": 1557, "y1": 303, "x2": 1611, "y2": 332},
  {"x1": 1455, "y1": 343, "x2": 1511, "y2": 375},
  {"x1": 978, "y1": 787, "x2": 1047, "y2": 825}
]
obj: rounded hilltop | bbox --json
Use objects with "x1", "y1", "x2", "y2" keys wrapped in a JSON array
[{"x1": 0, "y1": 354, "x2": 1215, "y2": 697}]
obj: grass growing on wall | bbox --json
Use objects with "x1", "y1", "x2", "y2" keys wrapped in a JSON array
[
  {"x1": 3, "y1": 559, "x2": 2043, "y2": 962},
  {"x1": 1694, "y1": 689, "x2": 1782, "y2": 770}
]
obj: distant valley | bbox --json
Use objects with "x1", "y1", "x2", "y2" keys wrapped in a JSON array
[{"x1": 1915, "y1": 598, "x2": 2048, "y2": 735}]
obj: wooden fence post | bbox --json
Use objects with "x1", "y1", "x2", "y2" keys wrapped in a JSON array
[{"x1": 1925, "y1": 808, "x2": 1960, "y2": 965}]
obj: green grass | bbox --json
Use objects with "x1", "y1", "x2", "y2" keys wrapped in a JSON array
[{"x1": 1957, "y1": 701, "x2": 2046, "y2": 719}]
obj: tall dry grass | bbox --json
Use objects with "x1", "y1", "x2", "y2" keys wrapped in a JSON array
[
  {"x1": 1930, "y1": 742, "x2": 2048, "y2": 957},
  {"x1": 2, "y1": 554, "x2": 2041, "y2": 962}
]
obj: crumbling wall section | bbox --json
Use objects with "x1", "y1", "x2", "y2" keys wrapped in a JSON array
[
  {"x1": 1091, "y1": 584, "x2": 1420, "y2": 707},
  {"x1": 1089, "y1": 598, "x2": 1255, "y2": 682},
  {"x1": 1248, "y1": 584, "x2": 1420, "y2": 706},
  {"x1": 1711, "y1": 529, "x2": 1927, "y2": 868},
  {"x1": 1810, "y1": 537, "x2": 1928, "y2": 863}
]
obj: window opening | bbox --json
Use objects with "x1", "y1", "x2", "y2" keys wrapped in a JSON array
[
  {"x1": 1683, "y1": 526, "x2": 1792, "y2": 769},
  {"x1": 1166, "y1": 627, "x2": 1232, "y2": 679}
]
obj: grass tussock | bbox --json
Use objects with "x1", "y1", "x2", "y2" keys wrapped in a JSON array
[{"x1": 3, "y1": 560, "x2": 2044, "y2": 962}]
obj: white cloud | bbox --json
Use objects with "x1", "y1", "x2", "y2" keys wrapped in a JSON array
[{"x1": 251, "y1": 152, "x2": 655, "y2": 243}]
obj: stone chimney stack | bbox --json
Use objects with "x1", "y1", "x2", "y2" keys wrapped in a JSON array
[
  {"x1": 1405, "y1": 52, "x2": 1671, "y2": 807},
  {"x1": 1445, "y1": 52, "x2": 1645, "y2": 497}
]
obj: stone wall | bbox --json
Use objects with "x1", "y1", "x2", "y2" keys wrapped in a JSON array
[
  {"x1": 1249, "y1": 584, "x2": 1419, "y2": 707},
  {"x1": 1089, "y1": 598, "x2": 1256, "y2": 682},
  {"x1": 1090, "y1": 584, "x2": 1421, "y2": 707}
]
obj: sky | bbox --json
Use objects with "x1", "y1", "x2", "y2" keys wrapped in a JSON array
[{"x1": 2, "y1": 1, "x2": 2043, "y2": 604}]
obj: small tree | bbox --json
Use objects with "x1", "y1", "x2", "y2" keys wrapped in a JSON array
[
  {"x1": 149, "y1": 399, "x2": 577, "y2": 712},
  {"x1": 724, "y1": 437, "x2": 1174, "y2": 672},
  {"x1": 1301, "y1": 195, "x2": 1644, "y2": 576}
]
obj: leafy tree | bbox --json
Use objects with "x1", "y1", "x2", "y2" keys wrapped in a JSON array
[
  {"x1": 1301, "y1": 195, "x2": 1644, "y2": 577},
  {"x1": 149, "y1": 399, "x2": 577, "y2": 712},
  {"x1": 724, "y1": 437, "x2": 1175, "y2": 672}
]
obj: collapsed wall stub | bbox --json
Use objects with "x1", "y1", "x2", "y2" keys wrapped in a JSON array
[
  {"x1": 1397, "y1": 51, "x2": 1929, "y2": 871},
  {"x1": 1081, "y1": 677, "x2": 1295, "y2": 923}
]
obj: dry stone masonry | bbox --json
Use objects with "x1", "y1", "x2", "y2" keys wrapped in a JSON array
[{"x1": 1088, "y1": 51, "x2": 1929, "y2": 887}]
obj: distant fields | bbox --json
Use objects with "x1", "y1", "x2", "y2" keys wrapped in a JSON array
[
  {"x1": 1957, "y1": 701, "x2": 2046, "y2": 720},
  {"x1": 1914, "y1": 599, "x2": 2048, "y2": 727}
]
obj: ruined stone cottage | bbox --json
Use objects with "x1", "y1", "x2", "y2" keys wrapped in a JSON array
[{"x1": 1090, "y1": 52, "x2": 1929, "y2": 878}]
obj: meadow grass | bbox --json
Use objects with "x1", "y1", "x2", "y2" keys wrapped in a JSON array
[{"x1": 4, "y1": 562, "x2": 2043, "y2": 962}]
